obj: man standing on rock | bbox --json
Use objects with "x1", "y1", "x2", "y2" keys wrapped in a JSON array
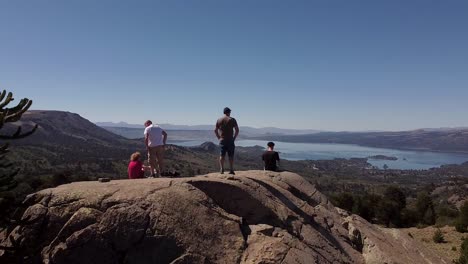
[
  {"x1": 144, "y1": 120, "x2": 167, "y2": 177},
  {"x1": 214, "y1": 107, "x2": 239, "y2": 175}
]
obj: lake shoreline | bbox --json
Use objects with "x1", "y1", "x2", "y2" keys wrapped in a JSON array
[{"x1": 169, "y1": 139, "x2": 468, "y2": 170}]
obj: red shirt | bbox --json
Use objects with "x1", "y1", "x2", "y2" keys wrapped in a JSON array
[{"x1": 128, "y1": 161, "x2": 144, "y2": 179}]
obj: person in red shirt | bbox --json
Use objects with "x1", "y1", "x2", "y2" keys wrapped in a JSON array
[{"x1": 128, "y1": 152, "x2": 148, "y2": 179}]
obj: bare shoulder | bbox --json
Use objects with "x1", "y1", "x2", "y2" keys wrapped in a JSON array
[{"x1": 231, "y1": 117, "x2": 238, "y2": 126}]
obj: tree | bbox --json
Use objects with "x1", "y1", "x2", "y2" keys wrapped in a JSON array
[
  {"x1": 376, "y1": 186, "x2": 406, "y2": 227},
  {"x1": 331, "y1": 192, "x2": 354, "y2": 212},
  {"x1": 0, "y1": 90, "x2": 37, "y2": 221},
  {"x1": 456, "y1": 201, "x2": 468, "y2": 233},
  {"x1": 0, "y1": 90, "x2": 37, "y2": 262},
  {"x1": 383, "y1": 186, "x2": 406, "y2": 210},
  {"x1": 352, "y1": 192, "x2": 381, "y2": 222},
  {"x1": 415, "y1": 191, "x2": 436, "y2": 225}
]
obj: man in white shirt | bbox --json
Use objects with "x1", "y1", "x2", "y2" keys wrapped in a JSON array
[{"x1": 144, "y1": 120, "x2": 168, "y2": 177}]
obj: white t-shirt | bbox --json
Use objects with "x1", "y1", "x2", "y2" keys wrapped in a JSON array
[{"x1": 144, "y1": 125, "x2": 165, "y2": 147}]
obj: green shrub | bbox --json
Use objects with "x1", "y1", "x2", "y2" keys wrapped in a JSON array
[
  {"x1": 455, "y1": 239, "x2": 468, "y2": 264},
  {"x1": 331, "y1": 192, "x2": 354, "y2": 212},
  {"x1": 437, "y1": 202, "x2": 459, "y2": 218},
  {"x1": 401, "y1": 208, "x2": 419, "y2": 227},
  {"x1": 457, "y1": 220, "x2": 467, "y2": 233},
  {"x1": 457, "y1": 201, "x2": 468, "y2": 233},
  {"x1": 432, "y1": 228, "x2": 445, "y2": 243}
]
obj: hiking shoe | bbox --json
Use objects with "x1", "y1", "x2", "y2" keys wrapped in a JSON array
[
  {"x1": 220, "y1": 169, "x2": 224, "y2": 174},
  {"x1": 229, "y1": 171, "x2": 235, "y2": 175}
]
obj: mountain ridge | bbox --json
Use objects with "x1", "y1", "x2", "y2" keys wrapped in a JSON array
[
  {"x1": 255, "y1": 130, "x2": 468, "y2": 153},
  {"x1": 11, "y1": 110, "x2": 468, "y2": 154},
  {"x1": 95, "y1": 121, "x2": 321, "y2": 135}
]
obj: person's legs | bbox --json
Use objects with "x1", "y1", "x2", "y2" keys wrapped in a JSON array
[
  {"x1": 148, "y1": 147, "x2": 157, "y2": 176},
  {"x1": 219, "y1": 141, "x2": 227, "y2": 173},
  {"x1": 227, "y1": 142, "x2": 235, "y2": 174},
  {"x1": 154, "y1": 146, "x2": 165, "y2": 176},
  {"x1": 219, "y1": 155, "x2": 225, "y2": 173},
  {"x1": 228, "y1": 156, "x2": 234, "y2": 174}
]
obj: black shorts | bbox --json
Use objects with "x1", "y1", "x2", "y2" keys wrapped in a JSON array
[{"x1": 219, "y1": 139, "x2": 235, "y2": 158}]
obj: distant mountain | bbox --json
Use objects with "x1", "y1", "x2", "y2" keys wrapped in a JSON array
[
  {"x1": 96, "y1": 121, "x2": 321, "y2": 138},
  {"x1": 240, "y1": 126, "x2": 321, "y2": 135},
  {"x1": 3, "y1": 111, "x2": 141, "y2": 172},
  {"x1": 101, "y1": 126, "x2": 218, "y2": 141},
  {"x1": 255, "y1": 129, "x2": 468, "y2": 153},
  {"x1": 13, "y1": 111, "x2": 132, "y2": 147},
  {"x1": 94, "y1": 121, "x2": 143, "y2": 128},
  {"x1": 95, "y1": 122, "x2": 213, "y2": 130},
  {"x1": 419, "y1": 127, "x2": 468, "y2": 132}
]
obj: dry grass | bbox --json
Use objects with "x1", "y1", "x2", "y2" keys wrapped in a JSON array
[{"x1": 401, "y1": 225, "x2": 465, "y2": 262}]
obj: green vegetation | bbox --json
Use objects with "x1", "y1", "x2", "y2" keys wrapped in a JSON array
[
  {"x1": 331, "y1": 185, "x2": 465, "y2": 229},
  {"x1": 436, "y1": 202, "x2": 459, "y2": 226},
  {"x1": 331, "y1": 187, "x2": 409, "y2": 227},
  {"x1": 0, "y1": 90, "x2": 37, "y2": 225},
  {"x1": 432, "y1": 228, "x2": 445, "y2": 243},
  {"x1": 378, "y1": 186, "x2": 406, "y2": 227},
  {"x1": 456, "y1": 201, "x2": 468, "y2": 233},
  {"x1": 455, "y1": 238, "x2": 468, "y2": 264},
  {"x1": 415, "y1": 191, "x2": 436, "y2": 226}
]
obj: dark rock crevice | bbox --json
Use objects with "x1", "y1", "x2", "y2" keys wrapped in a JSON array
[{"x1": 187, "y1": 181, "x2": 284, "y2": 229}]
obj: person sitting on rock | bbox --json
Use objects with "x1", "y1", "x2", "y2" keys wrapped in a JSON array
[
  {"x1": 262, "y1": 142, "x2": 280, "y2": 171},
  {"x1": 128, "y1": 152, "x2": 148, "y2": 179}
]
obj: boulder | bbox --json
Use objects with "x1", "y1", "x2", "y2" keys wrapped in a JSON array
[{"x1": 0, "y1": 171, "x2": 449, "y2": 263}]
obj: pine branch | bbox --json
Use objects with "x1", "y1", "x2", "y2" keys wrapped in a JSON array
[
  {"x1": 0, "y1": 124, "x2": 38, "y2": 140},
  {"x1": 5, "y1": 99, "x2": 32, "y2": 123},
  {"x1": 0, "y1": 91, "x2": 14, "y2": 109},
  {"x1": 0, "y1": 90, "x2": 6, "y2": 103}
]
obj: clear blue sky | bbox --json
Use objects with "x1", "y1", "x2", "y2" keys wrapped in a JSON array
[{"x1": 1, "y1": 0, "x2": 467, "y2": 131}]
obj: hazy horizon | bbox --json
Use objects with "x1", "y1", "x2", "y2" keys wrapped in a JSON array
[
  {"x1": 2, "y1": 0, "x2": 467, "y2": 131},
  {"x1": 94, "y1": 119, "x2": 468, "y2": 133}
]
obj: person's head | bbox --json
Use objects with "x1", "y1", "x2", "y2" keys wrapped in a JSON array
[
  {"x1": 223, "y1": 107, "x2": 231, "y2": 116},
  {"x1": 130, "y1": 152, "x2": 141, "y2": 161},
  {"x1": 267, "y1": 142, "x2": 275, "y2": 150},
  {"x1": 144, "y1": 120, "x2": 152, "y2": 127}
]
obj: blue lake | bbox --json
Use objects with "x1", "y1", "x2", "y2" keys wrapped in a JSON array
[{"x1": 169, "y1": 139, "x2": 468, "y2": 170}]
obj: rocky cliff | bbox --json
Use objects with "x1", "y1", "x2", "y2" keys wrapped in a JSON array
[{"x1": 0, "y1": 171, "x2": 448, "y2": 264}]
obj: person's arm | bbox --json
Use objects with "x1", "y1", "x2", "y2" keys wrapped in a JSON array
[
  {"x1": 262, "y1": 153, "x2": 266, "y2": 171},
  {"x1": 128, "y1": 163, "x2": 132, "y2": 178},
  {"x1": 233, "y1": 119, "x2": 239, "y2": 141},
  {"x1": 162, "y1": 130, "x2": 168, "y2": 145},
  {"x1": 137, "y1": 161, "x2": 145, "y2": 178},
  {"x1": 276, "y1": 152, "x2": 281, "y2": 169},
  {"x1": 145, "y1": 134, "x2": 149, "y2": 151},
  {"x1": 214, "y1": 122, "x2": 221, "y2": 140}
]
